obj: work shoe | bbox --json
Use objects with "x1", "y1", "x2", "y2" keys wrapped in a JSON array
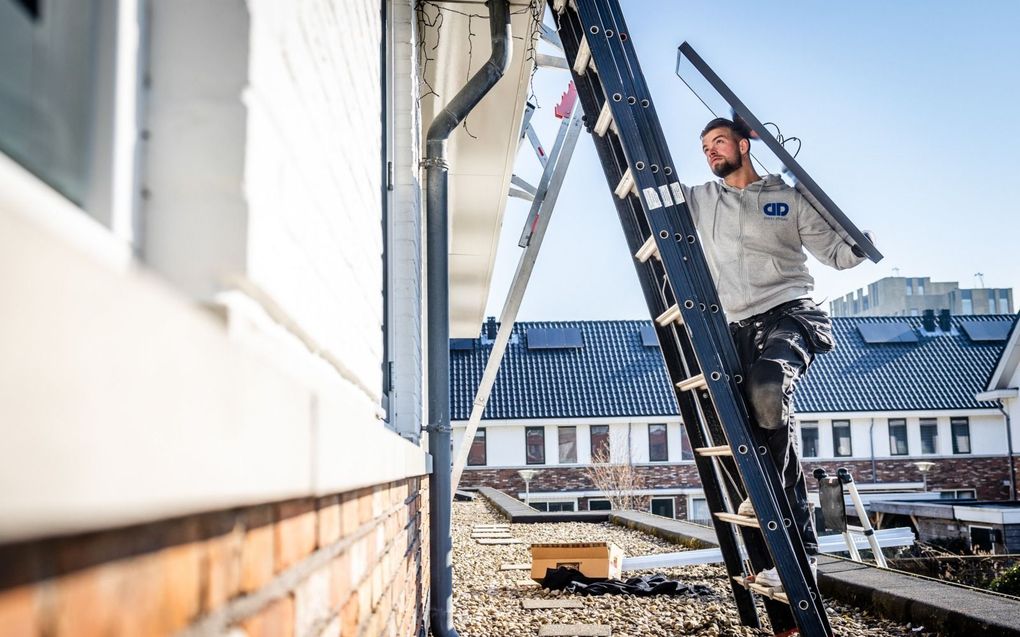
[
  {"x1": 751, "y1": 558, "x2": 817, "y2": 589},
  {"x1": 737, "y1": 497, "x2": 755, "y2": 517}
]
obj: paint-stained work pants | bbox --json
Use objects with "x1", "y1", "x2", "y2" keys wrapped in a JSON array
[{"x1": 730, "y1": 299, "x2": 834, "y2": 556}]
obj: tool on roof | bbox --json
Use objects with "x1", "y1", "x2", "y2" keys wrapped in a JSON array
[
  {"x1": 550, "y1": 1, "x2": 833, "y2": 633},
  {"x1": 815, "y1": 467, "x2": 889, "y2": 568}
]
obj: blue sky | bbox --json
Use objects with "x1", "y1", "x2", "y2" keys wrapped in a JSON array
[{"x1": 484, "y1": 0, "x2": 1020, "y2": 321}]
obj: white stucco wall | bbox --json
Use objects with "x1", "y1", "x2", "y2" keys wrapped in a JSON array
[{"x1": 0, "y1": 0, "x2": 429, "y2": 542}]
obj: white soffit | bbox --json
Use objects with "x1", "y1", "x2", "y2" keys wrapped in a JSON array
[{"x1": 420, "y1": 2, "x2": 538, "y2": 338}]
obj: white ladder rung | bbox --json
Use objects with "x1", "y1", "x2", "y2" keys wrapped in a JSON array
[
  {"x1": 573, "y1": 35, "x2": 591, "y2": 75},
  {"x1": 733, "y1": 576, "x2": 790, "y2": 605},
  {"x1": 676, "y1": 373, "x2": 706, "y2": 392},
  {"x1": 614, "y1": 168, "x2": 637, "y2": 199},
  {"x1": 695, "y1": 445, "x2": 732, "y2": 457},
  {"x1": 635, "y1": 235, "x2": 659, "y2": 263},
  {"x1": 715, "y1": 511, "x2": 761, "y2": 529},
  {"x1": 594, "y1": 102, "x2": 617, "y2": 137},
  {"x1": 655, "y1": 304, "x2": 682, "y2": 326}
]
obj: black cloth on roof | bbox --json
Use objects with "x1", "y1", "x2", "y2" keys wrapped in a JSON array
[{"x1": 540, "y1": 567, "x2": 714, "y2": 597}]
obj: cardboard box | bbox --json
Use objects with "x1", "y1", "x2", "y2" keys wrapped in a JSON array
[{"x1": 529, "y1": 542, "x2": 624, "y2": 583}]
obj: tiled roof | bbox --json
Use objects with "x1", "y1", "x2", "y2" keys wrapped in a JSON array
[{"x1": 449, "y1": 316, "x2": 1013, "y2": 420}]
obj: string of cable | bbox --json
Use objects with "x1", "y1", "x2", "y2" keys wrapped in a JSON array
[{"x1": 416, "y1": 1, "x2": 545, "y2": 139}]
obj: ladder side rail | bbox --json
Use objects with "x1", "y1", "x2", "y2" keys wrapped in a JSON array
[
  {"x1": 554, "y1": 12, "x2": 757, "y2": 623},
  {"x1": 575, "y1": 3, "x2": 829, "y2": 634}
]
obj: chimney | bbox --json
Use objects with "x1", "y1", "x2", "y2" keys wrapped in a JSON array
[
  {"x1": 937, "y1": 309, "x2": 952, "y2": 332},
  {"x1": 485, "y1": 316, "x2": 498, "y2": 340},
  {"x1": 922, "y1": 309, "x2": 936, "y2": 333}
]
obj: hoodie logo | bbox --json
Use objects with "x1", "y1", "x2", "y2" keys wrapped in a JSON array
[{"x1": 763, "y1": 202, "x2": 790, "y2": 217}]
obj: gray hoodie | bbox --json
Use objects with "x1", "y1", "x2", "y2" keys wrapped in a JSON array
[{"x1": 683, "y1": 175, "x2": 865, "y2": 322}]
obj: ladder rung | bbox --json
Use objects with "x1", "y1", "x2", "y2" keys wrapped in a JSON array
[
  {"x1": 572, "y1": 35, "x2": 591, "y2": 75},
  {"x1": 655, "y1": 303, "x2": 682, "y2": 326},
  {"x1": 614, "y1": 168, "x2": 636, "y2": 199},
  {"x1": 635, "y1": 236, "x2": 659, "y2": 263},
  {"x1": 695, "y1": 445, "x2": 732, "y2": 457},
  {"x1": 676, "y1": 373, "x2": 707, "y2": 393},
  {"x1": 732, "y1": 576, "x2": 790, "y2": 605},
  {"x1": 594, "y1": 101, "x2": 615, "y2": 137},
  {"x1": 715, "y1": 511, "x2": 760, "y2": 529}
]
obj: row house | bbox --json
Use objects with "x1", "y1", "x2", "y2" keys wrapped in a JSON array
[{"x1": 451, "y1": 314, "x2": 1018, "y2": 521}]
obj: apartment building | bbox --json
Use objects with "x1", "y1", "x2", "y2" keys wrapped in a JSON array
[{"x1": 831, "y1": 276, "x2": 1013, "y2": 317}]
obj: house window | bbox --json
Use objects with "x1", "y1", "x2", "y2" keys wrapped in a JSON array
[
  {"x1": 989, "y1": 297, "x2": 997, "y2": 314},
  {"x1": 525, "y1": 427, "x2": 545, "y2": 465},
  {"x1": 833, "y1": 420, "x2": 852, "y2": 457},
  {"x1": 905, "y1": 280, "x2": 912, "y2": 296},
  {"x1": 0, "y1": 0, "x2": 103, "y2": 207},
  {"x1": 688, "y1": 497, "x2": 710, "y2": 525},
  {"x1": 888, "y1": 419, "x2": 908, "y2": 456},
  {"x1": 467, "y1": 428, "x2": 486, "y2": 466},
  {"x1": 588, "y1": 498, "x2": 612, "y2": 511},
  {"x1": 917, "y1": 282, "x2": 925, "y2": 295},
  {"x1": 801, "y1": 422, "x2": 819, "y2": 458},
  {"x1": 558, "y1": 426, "x2": 577, "y2": 464},
  {"x1": 590, "y1": 425, "x2": 610, "y2": 462},
  {"x1": 920, "y1": 419, "x2": 938, "y2": 455},
  {"x1": 940, "y1": 489, "x2": 977, "y2": 500},
  {"x1": 951, "y1": 417, "x2": 971, "y2": 454},
  {"x1": 650, "y1": 497, "x2": 675, "y2": 519},
  {"x1": 531, "y1": 501, "x2": 576, "y2": 512},
  {"x1": 680, "y1": 425, "x2": 694, "y2": 460},
  {"x1": 648, "y1": 424, "x2": 668, "y2": 462}
]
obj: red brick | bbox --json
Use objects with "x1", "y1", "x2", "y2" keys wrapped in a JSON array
[
  {"x1": 0, "y1": 586, "x2": 38, "y2": 637},
  {"x1": 317, "y1": 496, "x2": 341, "y2": 547},
  {"x1": 241, "y1": 595, "x2": 295, "y2": 637},
  {"x1": 241, "y1": 507, "x2": 275, "y2": 593},
  {"x1": 340, "y1": 492, "x2": 360, "y2": 536},
  {"x1": 340, "y1": 591, "x2": 359, "y2": 636},
  {"x1": 358, "y1": 489, "x2": 374, "y2": 525},
  {"x1": 275, "y1": 499, "x2": 317, "y2": 572},
  {"x1": 330, "y1": 552, "x2": 351, "y2": 610},
  {"x1": 202, "y1": 522, "x2": 243, "y2": 611},
  {"x1": 53, "y1": 565, "x2": 121, "y2": 637},
  {"x1": 156, "y1": 541, "x2": 202, "y2": 632}
]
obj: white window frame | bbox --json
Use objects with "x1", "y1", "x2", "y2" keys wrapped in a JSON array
[{"x1": 650, "y1": 496, "x2": 676, "y2": 519}]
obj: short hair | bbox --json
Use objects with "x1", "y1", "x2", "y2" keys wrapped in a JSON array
[{"x1": 700, "y1": 117, "x2": 751, "y2": 142}]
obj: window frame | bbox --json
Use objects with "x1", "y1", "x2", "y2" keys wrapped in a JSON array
[
  {"x1": 525, "y1": 426, "x2": 546, "y2": 465},
  {"x1": 920, "y1": 418, "x2": 938, "y2": 455},
  {"x1": 587, "y1": 498, "x2": 611, "y2": 511},
  {"x1": 888, "y1": 418, "x2": 908, "y2": 456},
  {"x1": 800, "y1": 421, "x2": 819, "y2": 458},
  {"x1": 832, "y1": 420, "x2": 853, "y2": 457},
  {"x1": 558, "y1": 426, "x2": 577, "y2": 464},
  {"x1": 467, "y1": 427, "x2": 486, "y2": 466},
  {"x1": 648, "y1": 423, "x2": 669, "y2": 462},
  {"x1": 951, "y1": 417, "x2": 971, "y2": 454},
  {"x1": 590, "y1": 425, "x2": 610, "y2": 463},
  {"x1": 650, "y1": 496, "x2": 676, "y2": 519}
]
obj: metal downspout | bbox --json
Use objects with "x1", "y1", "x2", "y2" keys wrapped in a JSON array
[
  {"x1": 423, "y1": 2, "x2": 511, "y2": 635},
  {"x1": 869, "y1": 418, "x2": 877, "y2": 483},
  {"x1": 996, "y1": 401, "x2": 1017, "y2": 501}
]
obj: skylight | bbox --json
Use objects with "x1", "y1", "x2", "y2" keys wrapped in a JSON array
[
  {"x1": 857, "y1": 323, "x2": 918, "y2": 344},
  {"x1": 526, "y1": 327, "x2": 583, "y2": 350},
  {"x1": 959, "y1": 320, "x2": 1013, "y2": 342},
  {"x1": 639, "y1": 324, "x2": 659, "y2": 347}
]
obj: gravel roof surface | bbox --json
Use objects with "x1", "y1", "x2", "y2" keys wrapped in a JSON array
[{"x1": 452, "y1": 499, "x2": 936, "y2": 636}]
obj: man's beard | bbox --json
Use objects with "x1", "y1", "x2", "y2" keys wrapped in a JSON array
[{"x1": 711, "y1": 155, "x2": 742, "y2": 178}]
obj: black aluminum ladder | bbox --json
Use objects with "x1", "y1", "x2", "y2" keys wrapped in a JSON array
[{"x1": 548, "y1": 1, "x2": 832, "y2": 635}]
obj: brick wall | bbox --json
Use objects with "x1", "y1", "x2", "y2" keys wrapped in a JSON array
[
  {"x1": 0, "y1": 479, "x2": 428, "y2": 637},
  {"x1": 460, "y1": 464, "x2": 703, "y2": 496},
  {"x1": 808, "y1": 457, "x2": 1013, "y2": 500}
]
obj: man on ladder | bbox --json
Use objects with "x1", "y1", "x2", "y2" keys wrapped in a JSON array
[{"x1": 684, "y1": 116, "x2": 873, "y2": 587}]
